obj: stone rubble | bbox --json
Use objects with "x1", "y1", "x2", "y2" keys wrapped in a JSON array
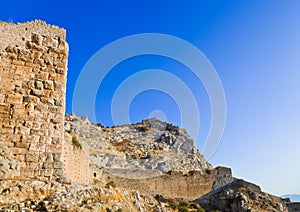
[{"x1": 0, "y1": 180, "x2": 166, "y2": 212}]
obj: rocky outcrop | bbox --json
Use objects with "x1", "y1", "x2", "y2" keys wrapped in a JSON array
[{"x1": 195, "y1": 179, "x2": 290, "y2": 212}]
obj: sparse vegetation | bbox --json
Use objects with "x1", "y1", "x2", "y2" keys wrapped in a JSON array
[
  {"x1": 178, "y1": 206, "x2": 189, "y2": 212},
  {"x1": 158, "y1": 198, "x2": 205, "y2": 212},
  {"x1": 179, "y1": 201, "x2": 189, "y2": 207},
  {"x1": 168, "y1": 201, "x2": 177, "y2": 209},
  {"x1": 72, "y1": 135, "x2": 82, "y2": 149},
  {"x1": 228, "y1": 194, "x2": 235, "y2": 200},
  {"x1": 178, "y1": 201, "x2": 189, "y2": 212},
  {"x1": 197, "y1": 207, "x2": 205, "y2": 212},
  {"x1": 106, "y1": 181, "x2": 116, "y2": 188}
]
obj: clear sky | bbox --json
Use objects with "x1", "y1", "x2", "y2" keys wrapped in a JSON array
[{"x1": 1, "y1": 1, "x2": 299, "y2": 196}]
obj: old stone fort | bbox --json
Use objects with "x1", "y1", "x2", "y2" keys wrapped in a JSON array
[
  {"x1": 0, "y1": 20, "x2": 233, "y2": 200},
  {"x1": 0, "y1": 20, "x2": 90, "y2": 183}
]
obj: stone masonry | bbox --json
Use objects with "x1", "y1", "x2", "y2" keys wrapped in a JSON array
[
  {"x1": 102, "y1": 166, "x2": 233, "y2": 200},
  {"x1": 0, "y1": 20, "x2": 68, "y2": 180},
  {"x1": 63, "y1": 132, "x2": 90, "y2": 185}
]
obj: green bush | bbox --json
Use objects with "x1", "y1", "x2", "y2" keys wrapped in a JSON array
[
  {"x1": 72, "y1": 135, "x2": 82, "y2": 149},
  {"x1": 197, "y1": 206, "x2": 205, "y2": 212},
  {"x1": 168, "y1": 201, "x2": 177, "y2": 209},
  {"x1": 179, "y1": 201, "x2": 189, "y2": 207},
  {"x1": 178, "y1": 201, "x2": 190, "y2": 212},
  {"x1": 228, "y1": 194, "x2": 235, "y2": 200},
  {"x1": 178, "y1": 206, "x2": 189, "y2": 212}
]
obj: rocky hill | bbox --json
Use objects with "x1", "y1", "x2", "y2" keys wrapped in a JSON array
[
  {"x1": 64, "y1": 114, "x2": 211, "y2": 177},
  {"x1": 0, "y1": 114, "x2": 298, "y2": 211}
]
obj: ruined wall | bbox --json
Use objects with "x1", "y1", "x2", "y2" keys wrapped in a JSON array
[
  {"x1": 0, "y1": 20, "x2": 68, "y2": 180},
  {"x1": 63, "y1": 132, "x2": 90, "y2": 185},
  {"x1": 102, "y1": 166, "x2": 233, "y2": 200}
]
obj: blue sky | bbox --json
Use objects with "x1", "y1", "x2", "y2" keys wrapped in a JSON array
[{"x1": 1, "y1": 1, "x2": 299, "y2": 196}]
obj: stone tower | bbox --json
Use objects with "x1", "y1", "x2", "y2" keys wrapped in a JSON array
[{"x1": 0, "y1": 20, "x2": 68, "y2": 180}]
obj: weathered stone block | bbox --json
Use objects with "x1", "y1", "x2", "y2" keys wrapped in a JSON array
[
  {"x1": 0, "y1": 94, "x2": 6, "y2": 103},
  {"x1": 44, "y1": 80, "x2": 54, "y2": 90},
  {"x1": 31, "y1": 33, "x2": 43, "y2": 45},
  {"x1": 7, "y1": 94, "x2": 23, "y2": 105},
  {"x1": 23, "y1": 96, "x2": 39, "y2": 104},
  {"x1": 14, "y1": 126, "x2": 30, "y2": 136},
  {"x1": 53, "y1": 168, "x2": 63, "y2": 177},
  {"x1": 15, "y1": 154, "x2": 25, "y2": 162},
  {"x1": 12, "y1": 60, "x2": 25, "y2": 66},
  {"x1": 35, "y1": 81, "x2": 44, "y2": 90},
  {"x1": 30, "y1": 88, "x2": 44, "y2": 97},
  {"x1": 40, "y1": 168, "x2": 53, "y2": 177},
  {"x1": 42, "y1": 162, "x2": 54, "y2": 169},
  {"x1": 35, "y1": 71, "x2": 49, "y2": 80},
  {"x1": 0, "y1": 57, "x2": 12, "y2": 64},
  {"x1": 53, "y1": 162, "x2": 63, "y2": 169},
  {"x1": 27, "y1": 162, "x2": 39, "y2": 169},
  {"x1": 0, "y1": 104, "x2": 9, "y2": 113},
  {"x1": 0, "y1": 126, "x2": 13, "y2": 134},
  {"x1": 53, "y1": 153, "x2": 62, "y2": 162},
  {"x1": 25, "y1": 153, "x2": 39, "y2": 162},
  {"x1": 21, "y1": 169, "x2": 35, "y2": 178},
  {"x1": 43, "y1": 36, "x2": 58, "y2": 48},
  {"x1": 11, "y1": 147, "x2": 27, "y2": 155},
  {"x1": 25, "y1": 62, "x2": 40, "y2": 68},
  {"x1": 15, "y1": 141, "x2": 30, "y2": 148}
]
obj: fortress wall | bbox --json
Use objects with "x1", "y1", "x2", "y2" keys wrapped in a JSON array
[
  {"x1": 102, "y1": 166, "x2": 233, "y2": 200},
  {"x1": 62, "y1": 132, "x2": 90, "y2": 185},
  {"x1": 0, "y1": 20, "x2": 68, "y2": 180}
]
